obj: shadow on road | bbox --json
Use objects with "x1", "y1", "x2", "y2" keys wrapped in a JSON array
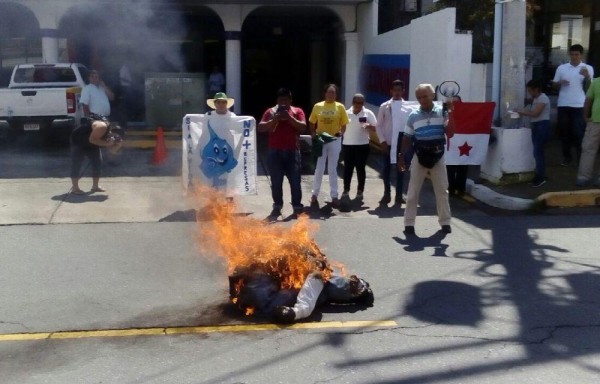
[{"x1": 363, "y1": 215, "x2": 600, "y2": 383}]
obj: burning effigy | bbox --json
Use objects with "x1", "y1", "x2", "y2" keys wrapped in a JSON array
[{"x1": 195, "y1": 188, "x2": 374, "y2": 322}]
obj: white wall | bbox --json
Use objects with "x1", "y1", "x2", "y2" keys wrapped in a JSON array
[
  {"x1": 359, "y1": 5, "x2": 411, "y2": 55},
  {"x1": 469, "y1": 63, "x2": 493, "y2": 102},
  {"x1": 357, "y1": 6, "x2": 474, "y2": 106},
  {"x1": 409, "y1": 8, "x2": 472, "y2": 101}
]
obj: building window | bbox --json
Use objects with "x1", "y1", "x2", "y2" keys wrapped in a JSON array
[{"x1": 378, "y1": 0, "x2": 422, "y2": 34}]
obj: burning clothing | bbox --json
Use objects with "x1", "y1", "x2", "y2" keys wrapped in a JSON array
[{"x1": 229, "y1": 270, "x2": 374, "y2": 322}]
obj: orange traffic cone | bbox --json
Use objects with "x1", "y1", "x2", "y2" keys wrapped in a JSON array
[{"x1": 151, "y1": 126, "x2": 168, "y2": 165}]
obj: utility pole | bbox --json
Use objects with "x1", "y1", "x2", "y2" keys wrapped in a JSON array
[{"x1": 498, "y1": 0, "x2": 527, "y2": 127}]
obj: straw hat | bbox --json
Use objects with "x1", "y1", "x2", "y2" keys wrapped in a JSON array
[{"x1": 207, "y1": 92, "x2": 234, "y2": 109}]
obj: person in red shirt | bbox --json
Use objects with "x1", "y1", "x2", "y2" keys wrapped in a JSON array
[{"x1": 258, "y1": 88, "x2": 307, "y2": 218}]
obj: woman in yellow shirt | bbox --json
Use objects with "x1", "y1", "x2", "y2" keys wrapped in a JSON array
[{"x1": 308, "y1": 84, "x2": 350, "y2": 208}]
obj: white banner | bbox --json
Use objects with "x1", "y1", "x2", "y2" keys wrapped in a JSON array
[
  {"x1": 182, "y1": 113, "x2": 257, "y2": 195},
  {"x1": 390, "y1": 101, "x2": 422, "y2": 164}
]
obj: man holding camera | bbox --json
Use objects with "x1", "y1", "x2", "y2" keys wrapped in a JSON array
[{"x1": 258, "y1": 88, "x2": 307, "y2": 218}]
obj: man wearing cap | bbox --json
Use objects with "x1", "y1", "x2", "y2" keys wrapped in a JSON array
[{"x1": 258, "y1": 88, "x2": 307, "y2": 218}]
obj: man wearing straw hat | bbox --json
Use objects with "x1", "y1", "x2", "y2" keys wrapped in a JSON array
[
  {"x1": 206, "y1": 92, "x2": 236, "y2": 117},
  {"x1": 200, "y1": 92, "x2": 238, "y2": 195}
]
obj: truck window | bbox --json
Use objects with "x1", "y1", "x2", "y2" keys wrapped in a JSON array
[
  {"x1": 13, "y1": 67, "x2": 77, "y2": 83},
  {"x1": 78, "y1": 66, "x2": 90, "y2": 84},
  {"x1": 13, "y1": 68, "x2": 34, "y2": 83}
]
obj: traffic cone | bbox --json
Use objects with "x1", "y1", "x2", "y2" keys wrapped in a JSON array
[{"x1": 151, "y1": 126, "x2": 168, "y2": 165}]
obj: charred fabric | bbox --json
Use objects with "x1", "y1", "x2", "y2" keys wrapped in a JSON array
[{"x1": 228, "y1": 241, "x2": 374, "y2": 323}]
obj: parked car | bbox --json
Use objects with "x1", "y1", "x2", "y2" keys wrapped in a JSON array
[{"x1": 0, "y1": 63, "x2": 89, "y2": 143}]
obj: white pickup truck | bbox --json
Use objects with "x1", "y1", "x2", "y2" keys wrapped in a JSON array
[{"x1": 0, "y1": 63, "x2": 89, "y2": 142}]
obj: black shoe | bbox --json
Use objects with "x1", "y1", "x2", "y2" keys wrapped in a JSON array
[
  {"x1": 309, "y1": 196, "x2": 319, "y2": 210},
  {"x1": 404, "y1": 226, "x2": 415, "y2": 235},
  {"x1": 379, "y1": 194, "x2": 391, "y2": 205},
  {"x1": 531, "y1": 178, "x2": 546, "y2": 188},
  {"x1": 273, "y1": 306, "x2": 296, "y2": 323},
  {"x1": 293, "y1": 207, "x2": 304, "y2": 216},
  {"x1": 441, "y1": 225, "x2": 452, "y2": 234},
  {"x1": 269, "y1": 208, "x2": 282, "y2": 217},
  {"x1": 394, "y1": 196, "x2": 406, "y2": 206}
]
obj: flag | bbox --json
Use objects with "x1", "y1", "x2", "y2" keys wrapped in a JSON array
[
  {"x1": 182, "y1": 114, "x2": 257, "y2": 195},
  {"x1": 444, "y1": 102, "x2": 495, "y2": 165}
]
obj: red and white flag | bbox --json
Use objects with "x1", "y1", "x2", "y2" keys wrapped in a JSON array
[{"x1": 444, "y1": 101, "x2": 495, "y2": 165}]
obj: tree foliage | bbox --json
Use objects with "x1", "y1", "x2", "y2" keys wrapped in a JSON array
[{"x1": 430, "y1": 0, "x2": 542, "y2": 63}]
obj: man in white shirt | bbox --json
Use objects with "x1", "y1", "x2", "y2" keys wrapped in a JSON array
[
  {"x1": 80, "y1": 70, "x2": 113, "y2": 118},
  {"x1": 552, "y1": 44, "x2": 594, "y2": 166},
  {"x1": 376, "y1": 80, "x2": 409, "y2": 206}
]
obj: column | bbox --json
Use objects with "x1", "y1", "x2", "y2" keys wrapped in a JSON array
[
  {"x1": 225, "y1": 31, "x2": 242, "y2": 115},
  {"x1": 310, "y1": 39, "x2": 325, "y2": 104},
  {"x1": 40, "y1": 29, "x2": 59, "y2": 63},
  {"x1": 343, "y1": 32, "x2": 359, "y2": 106},
  {"x1": 500, "y1": 0, "x2": 526, "y2": 128}
]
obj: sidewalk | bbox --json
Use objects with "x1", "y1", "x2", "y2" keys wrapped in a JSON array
[
  {"x1": 468, "y1": 137, "x2": 600, "y2": 210},
  {"x1": 0, "y1": 136, "x2": 598, "y2": 227}
]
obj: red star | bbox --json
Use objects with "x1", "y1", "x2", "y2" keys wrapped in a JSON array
[{"x1": 458, "y1": 141, "x2": 473, "y2": 156}]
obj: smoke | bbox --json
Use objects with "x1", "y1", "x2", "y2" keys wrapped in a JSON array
[{"x1": 59, "y1": 0, "x2": 188, "y2": 73}]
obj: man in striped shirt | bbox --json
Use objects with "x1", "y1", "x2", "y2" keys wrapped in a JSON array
[{"x1": 397, "y1": 84, "x2": 454, "y2": 235}]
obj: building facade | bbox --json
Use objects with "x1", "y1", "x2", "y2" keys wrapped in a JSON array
[
  {"x1": 0, "y1": 0, "x2": 370, "y2": 118},
  {"x1": 0, "y1": 0, "x2": 598, "y2": 120}
]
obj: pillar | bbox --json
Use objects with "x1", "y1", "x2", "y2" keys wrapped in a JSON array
[
  {"x1": 40, "y1": 29, "x2": 59, "y2": 63},
  {"x1": 310, "y1": 39, "x2": 326, "y2": 104},
  {"x1": 225, "y1": 31, "x2": 242, "y2": 115},
  {"x1": 500, "y1": 0, "x2": 526, "y2": 127},
  {"x1": 343, "y1": 32, "x2": 359, "y2": 106}
]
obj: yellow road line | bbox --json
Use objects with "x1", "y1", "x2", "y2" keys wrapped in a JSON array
[
  {"x1": 0, "y1": 320, "x2": 397, "y2": 342},
  {"x1": 126, "y1": 130, "x2": 182, "y2": 136}
]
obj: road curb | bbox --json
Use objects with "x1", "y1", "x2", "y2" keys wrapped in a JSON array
[
  {"x1": 466, "y1": 179, "x2": 534, "y2": 211},
  {"x1": 536, "y1": 189, "x2": 600, "y2": 208}
]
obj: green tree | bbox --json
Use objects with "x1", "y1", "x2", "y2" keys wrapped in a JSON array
[{"x1": 430, "y1": 0, "x2": 541, "y2": 63}]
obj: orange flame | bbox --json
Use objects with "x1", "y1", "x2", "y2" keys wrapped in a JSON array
[{"x1": 194, "y1": 187, "x2": 343, "y2": 293}]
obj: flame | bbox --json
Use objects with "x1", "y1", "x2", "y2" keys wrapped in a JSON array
[{"x1": 194, "y1": 186, "x2": 343, "y2": 294}]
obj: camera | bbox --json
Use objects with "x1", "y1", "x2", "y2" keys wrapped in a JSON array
[
  {"x1": 358, "y1": 117, "x2": 367, "y2": 124},
  {"x1": 277, "y1": 105, "x2": 289, "y2": 114}
]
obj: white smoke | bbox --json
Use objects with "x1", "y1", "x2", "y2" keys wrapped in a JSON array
[{"x1": 59, "y1": 0, "x2": 187, "y2": 73}]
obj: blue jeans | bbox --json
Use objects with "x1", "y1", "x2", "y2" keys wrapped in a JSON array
[
  {"x1": 267, "y1": 148, "x2": 303, "y2": 210},
  {"x1": 531, "y1": 120, "x2": 551, "y2": 180}
]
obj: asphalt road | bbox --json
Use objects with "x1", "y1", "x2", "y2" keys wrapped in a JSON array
[
  {"x1": 1, "y1": 213, "x2": 600, "y2": 383},
  {"x1": 2, "y1": 133, "x2": 600, "y2": 383}
]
